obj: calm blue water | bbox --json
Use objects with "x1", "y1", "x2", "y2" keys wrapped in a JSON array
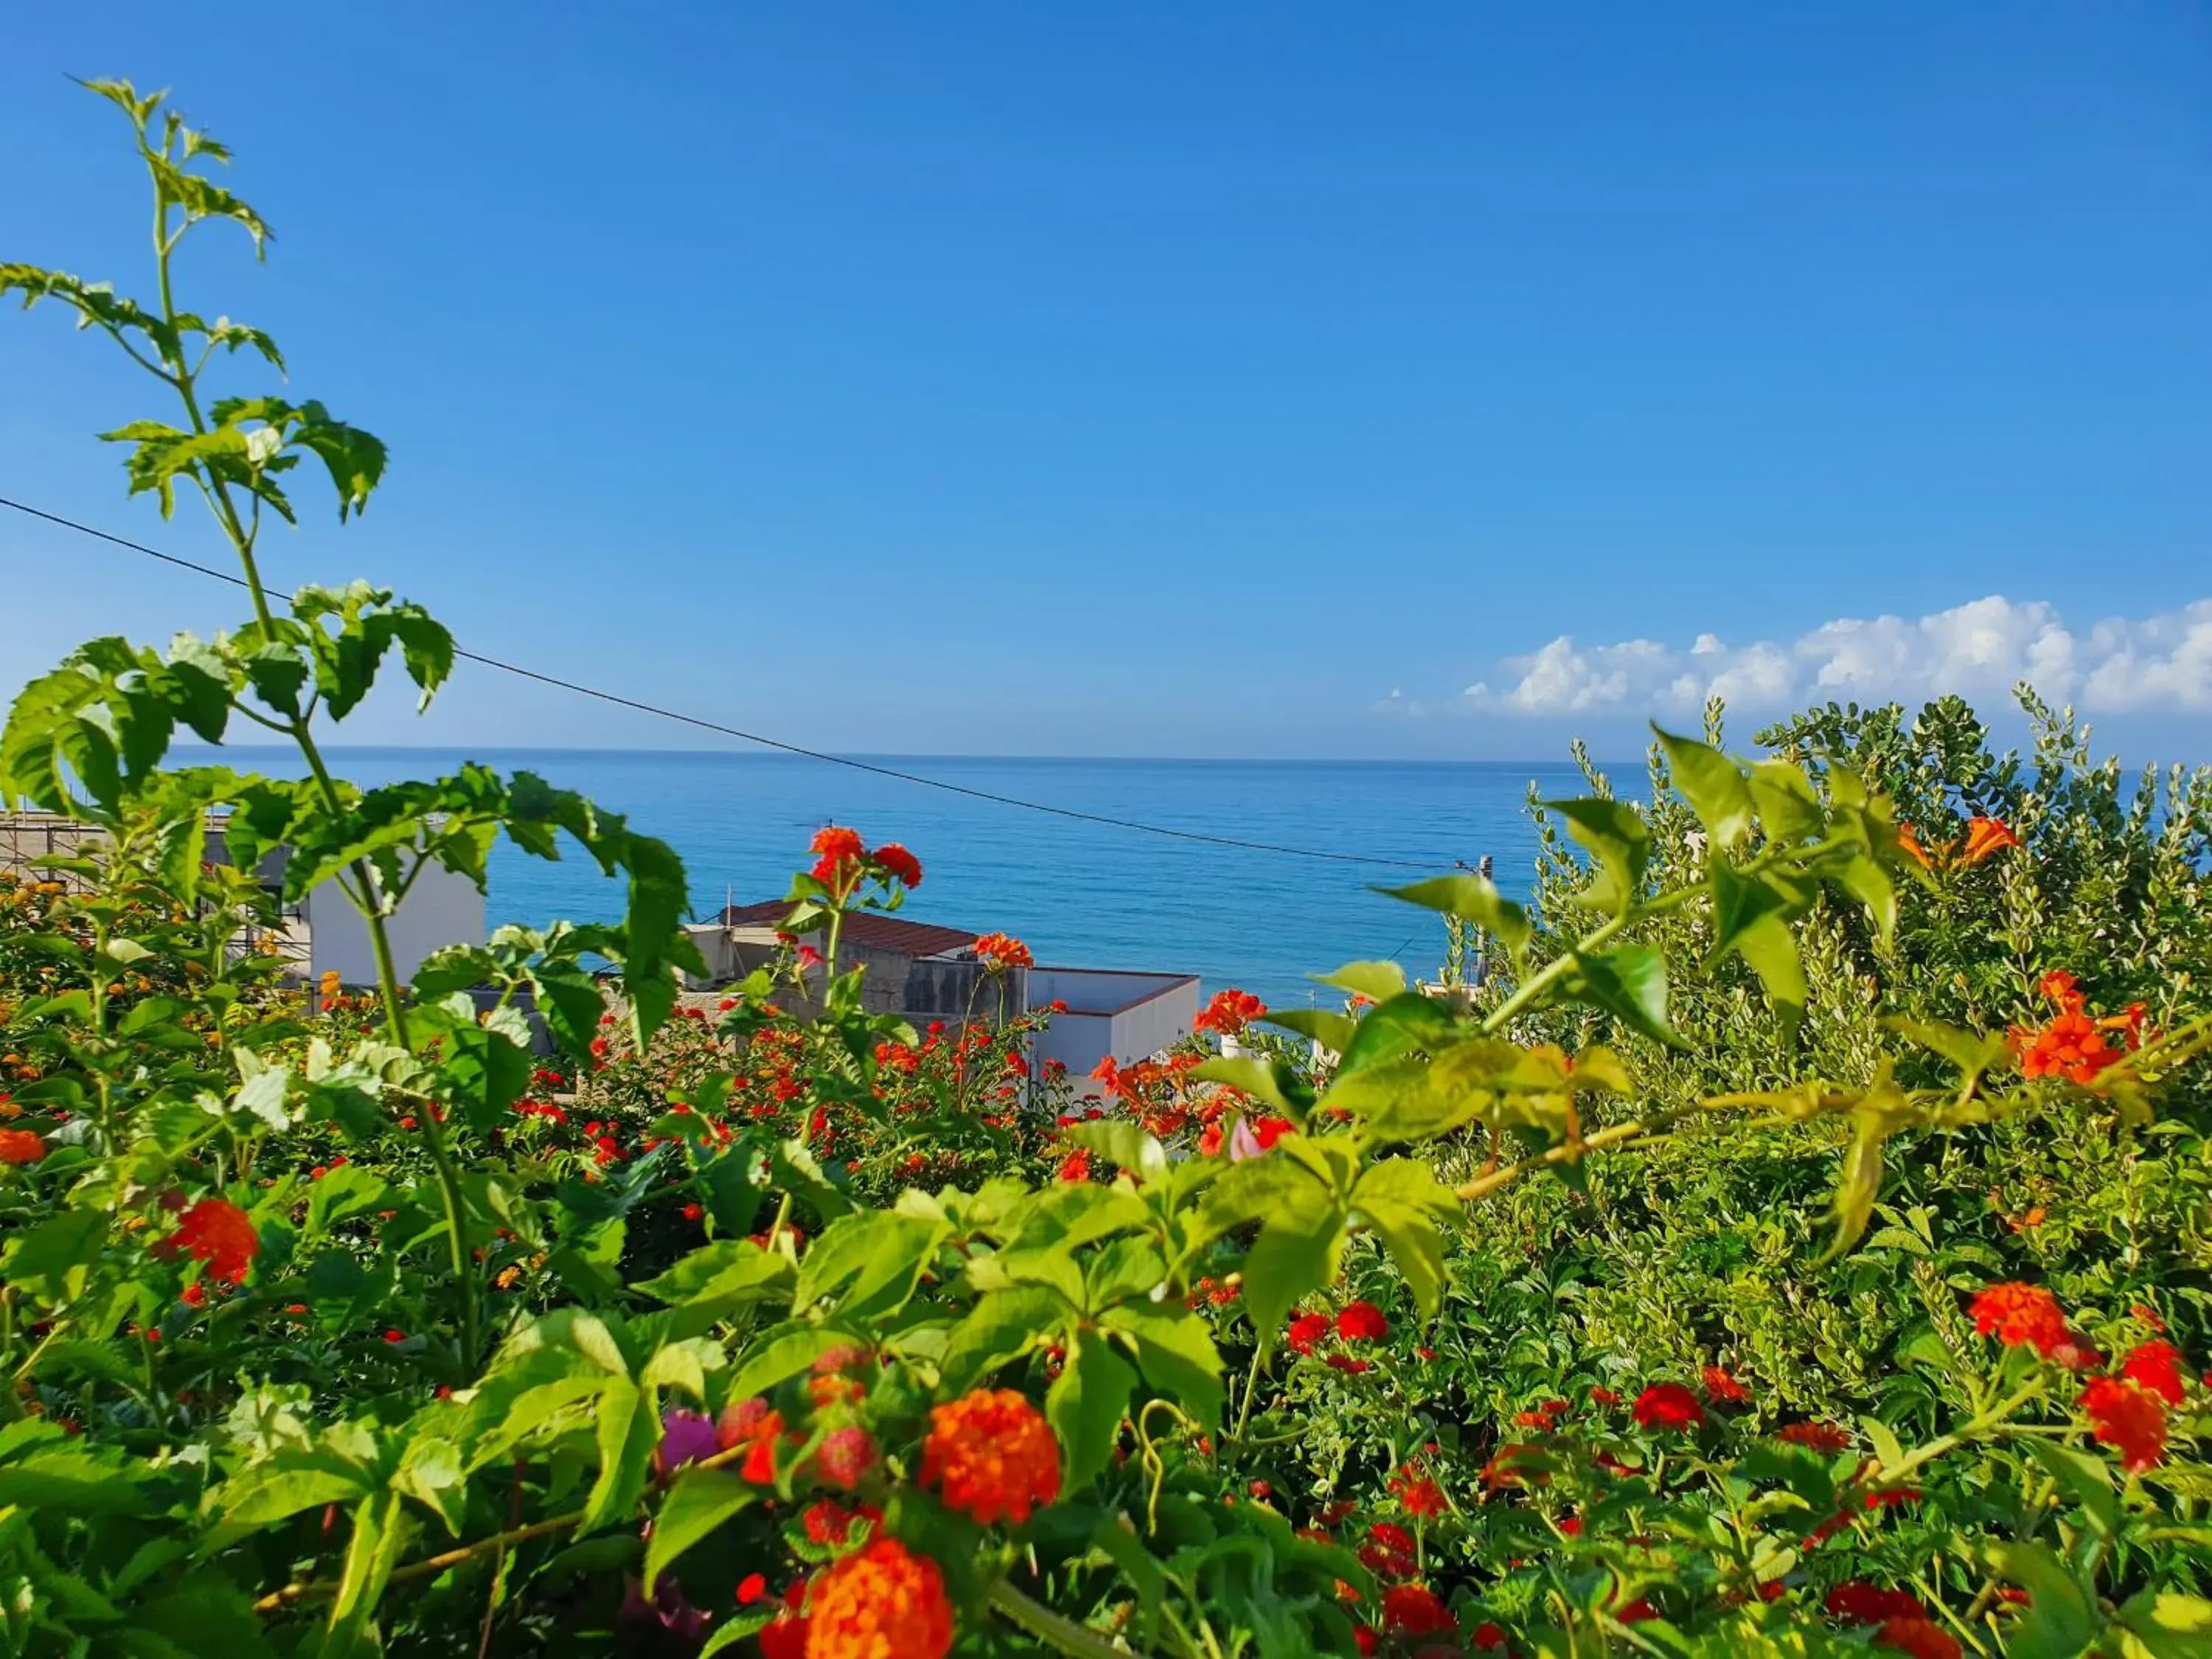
[{"x1": 191, "y1": 749, "x2": 1592, "y2": 1011}]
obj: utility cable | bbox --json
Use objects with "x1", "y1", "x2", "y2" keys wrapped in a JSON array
[{"x1": 1, "y1": 494, "x2": 1452, "y2": 870}]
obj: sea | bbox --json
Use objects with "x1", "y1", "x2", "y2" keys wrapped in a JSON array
[{"x1": 198, "y1": 750, "x2": 1598, "y2": 1012}]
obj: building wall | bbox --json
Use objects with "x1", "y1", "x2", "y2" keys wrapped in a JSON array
[
  {"x1": 1027, "y1": 968, "x2": 1200, "y2": 1100},
  {"x1": 307, "y1": 860, "x2": 487, "y2": 987}
]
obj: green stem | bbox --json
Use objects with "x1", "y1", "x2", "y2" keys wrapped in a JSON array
[
  {"x1": 986, "y1": 1579, "x2": 1133, "y2": 1658},
  {"x1": 146, "y1": 162, "x2": 481, "y2": 1370},
  {"x1": 1230, "y1": 1351, "x2": 1264, "y2": 1446}
]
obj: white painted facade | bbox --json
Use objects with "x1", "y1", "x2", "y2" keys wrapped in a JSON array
[
  {"x1": 305, "y1": 860, "x2": 486, "y2": 987},
  {"x1": 1027, "y1": 967, "x2": 1200, "y2": 1098}
]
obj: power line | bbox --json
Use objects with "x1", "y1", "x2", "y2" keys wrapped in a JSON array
[{"x1": 1, "y1": 494, "x2": 1450, "y2": 871}]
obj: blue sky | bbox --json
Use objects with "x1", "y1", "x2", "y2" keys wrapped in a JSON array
[{"x1": 2, "y1": 4, "x2": 2208, "y2": 760}]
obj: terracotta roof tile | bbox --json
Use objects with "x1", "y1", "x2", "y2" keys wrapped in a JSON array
[{"x1": 717, "y1": 901, "x2": 978, "y2": 961}]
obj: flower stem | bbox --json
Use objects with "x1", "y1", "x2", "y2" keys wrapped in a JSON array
[{"x1": 987, "y1": 1579, "x2": 1132, "y2": 1658}]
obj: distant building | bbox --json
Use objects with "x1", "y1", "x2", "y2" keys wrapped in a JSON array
[
  {"x1": 686, "y1": 902, "x2": 1198, "y2": 1093},
  {"x1": 0, "y1": 810, "x2": 484, "y2": 987}
]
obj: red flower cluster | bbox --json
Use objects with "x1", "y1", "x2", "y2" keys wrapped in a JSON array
[
  {"x1": 2081, "y1": 1376, "x2": 2168, "y2": 1472},
  {"x1": 920, "y1": 1388, "x2": 1062, "y2": 1526},
  {"x1": 1357, "y1": 1521, "x2": 1417, "y2": 1578},
  {"x1": 872, "y1": 842, "x2": 922, "y2": 888},
  {"x1": 1388, "y1": 1463, "x2": 1446, "y2": 1519},
  {"x1": 1631, "y1": 1382, "x2": 1704, "y2": 1433},
  {"x1": 0, "y1": 1127, "x2": 46, "y2": 1164},
  {"x1": 1826, "y1": 1583, "x2": 1924, "y2": 1624},
  {"x1": 802, "y1": 829, "x2": 924, "y2": 894},
  {"x1": 1776, "y1": 1421, "x2": 1853, "y2": 1453},
  {"x1": 1380, "y1": 1583, "x2": 1453, "y2": 1636},
  {"x1": 810, "y1": 825, "x2": 866, "y2": 887},
  {"x1": 1337, "y1": 1301, "x2": 1390, "y2": 1343},
  {"x1": 1287, "y1": 1312, "x2": 1332, "y2": 1355},
  {"x1": 1968, "y1": 1281, "x2": 2073, "y2": 1356},
  {"x1": 2008, "y1": 969, "x2": 2146, "y2": 1087},
  {"x1": 2119, "y1": 1340, "x2": 2187, "y2": 1405},
  {"x1": 1193, "y1": 987, "x2": 1267, "y2": 1037},
  {"x1": 153, "y1": 1196, "x2": 260, "y2": 1285},
  {"x1": 971, "y1": 932, "x2": 1033, "y2": 971},
  {"x1": 1701, "y1": 1365, "x2": 1750, "y2": 1404}
]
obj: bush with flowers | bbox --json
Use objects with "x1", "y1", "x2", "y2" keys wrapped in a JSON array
[{"x1": 1, "y1": 81, "x2": 2209, "y2": 1658}]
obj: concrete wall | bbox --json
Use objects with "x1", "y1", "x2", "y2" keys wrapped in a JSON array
[{"x1": 307, "y1": 860, "x2": 487, "y2": 987}]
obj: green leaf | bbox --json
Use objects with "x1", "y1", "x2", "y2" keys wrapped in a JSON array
[
  {"x1": 1098, "y1": 1304, "x2": 1225, "y2": 1423},
  {"x1": 1047, "y1": 1331, "x2": 1137, "y2": 1492},
  {"x1": 999, "y1": 1182, "x2": 1152, "y2": 1253},
  {"x1": 324, "y1": 1490, "x2": 414, "y2": 1658},
  {"x1": 1655, "y1": 727, "x2": 1753, "y2": 849},
  {"x1": 1321, "y1": 1035, "x2": 1509, "y2": 1144},
  {"x1": 1749, "y1": 760, "x2": 1824, "y2": 842},
  {"x1": 2023, "y1": 1439, "x2": 2118, "y2": 1543},
  {"x1": 2115, "y1": 1592, "x2": 2212, "y2": 1659},
  {"x1": 218, "y1": 1458, "x2": 374, "y2": 1527},
  {"x1": 1565, "y1": 945, "x2": 1683, "y2": 1048},
  {"x1": 1310, "y1": 960, "x2": 1407, "y2": 1004},
  {"x1": 1332, "y1": 992, "x2": 1458, "y2": 1079},
  {"x1": 1066, "y1": 1119, "x2": 1169, "y2": 1183},
  {"x1": 636, "y1": 1241, "x2": 791, "y2": 1316},
  {"x1": 1826, "y1": 1110, "x2": 1894, "y2": 1260},
  {"x1": 1374, "y1": 874, "x2": 1532, "y2": 968},
  {"x1": 644, "y1": 1469, "x2": 757, "y2": 1595},
  {"x1": 939, "y1": 1287, "x2": 1067, "y2": 1396},
  {"x1": 1884, "y1": 1018, "x2": 2011, "y2": 1084},
  {"x1": 1731, "y1": 913, "x2": 1807, "y2": 1036},
  {"x1": 1239, "y1": 1180, "x2": 1348, "y2": 1352},
  {"x1": 1192, "y1": 1056, "x2": 1301, "y2": 1121},
  {"x1": 1, "y1": 1208, "x2": 109, "y2": 1303},
  {"x1": 1084, "y1": 1237, "x2": 1169, "y2": 1311},
  {"x1": 1983, "y1": 1540, "x2": 2096, "y2": 1659},
  {"x1": 0, "y1": 1449, "x2": 157, "y2": 1514},
  {"x1": 1543, "y1": 797, "x2": 1650, "y2": 915},
  {"x1": 583, "y1": 1378, "x2": 658, "y2": 1531},
  {"x1": 727, "y1": 1326, "x2": 853, "y2": 1402},
  {"x1": 1259, "y1": 1007, "x2": 1359, "y2": 1056},
  {"x1": 1351, "y1": 1158, "x2": 1454, "y2": 1316},
  {"x1": 793, "y1": 1211, "x2": 947, "y2": 1320}
]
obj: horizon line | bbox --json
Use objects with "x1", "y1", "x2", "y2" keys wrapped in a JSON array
[{"x1": 171, "y1": 742, "x2": 1621, "y2": 768}]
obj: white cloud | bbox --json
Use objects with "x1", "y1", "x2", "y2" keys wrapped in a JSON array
[{"x1": 1457, "y1": 595, "x2": 2212, "y2": 717}]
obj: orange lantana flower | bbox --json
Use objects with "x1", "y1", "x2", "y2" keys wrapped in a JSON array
[
  {"x1": 803, "y1": 1537, "x2": 953, "y2": 1659},
  {"x1": 920, "y1": 1388, "x2": 1062, "y2": 1526},
  {"x1": 0, "y1": 1127, "x2": 47, "y2": 1165}
]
